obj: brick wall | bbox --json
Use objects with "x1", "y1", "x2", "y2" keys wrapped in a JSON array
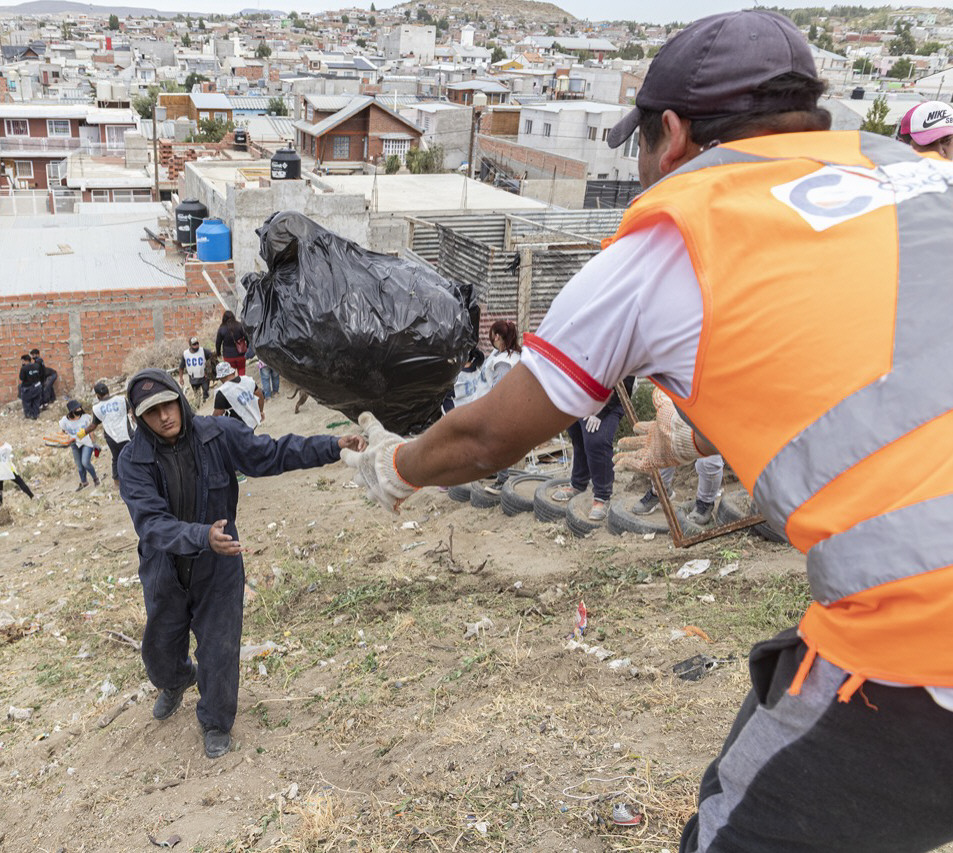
[
  {"x1": 477, "y1": 134, "x2": 587, "y2": 180},
  {"x1": 234, "y1": 65, "x2": 263, "y2": 81},
  {"x1": 0, "y1": 261, "x2": 235, "y2": 403}
]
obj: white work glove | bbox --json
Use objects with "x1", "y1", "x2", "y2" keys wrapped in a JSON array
[
  {"x1": 614, "y1": 388, "x2": 700, "y2": 472},
  {"x1": 584, "y1": 415, "x2": 602, "y2": 433},
  {"x1": 340, "y1": 412, "x2": 419, "y2": 513}
]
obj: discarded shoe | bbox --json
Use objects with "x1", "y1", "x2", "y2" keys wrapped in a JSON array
[
  {"x1": 203, "y1": 726, "x2": 231, "y2": 759},
  {"x1": 688, "y1": 499, "x2": 715, "y2": 526},
  {"x1": 153, "y1": 664, "x2": 197, "y2": 720}
]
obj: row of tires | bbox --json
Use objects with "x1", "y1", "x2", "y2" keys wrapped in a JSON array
[{"x1": 448, "y1": 472, "x2": 786, "y2": 543}]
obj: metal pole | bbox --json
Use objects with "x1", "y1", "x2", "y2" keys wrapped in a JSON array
[
  {"x1": 152, "y1": 107, "x2": 159, "y2": 201},
  {"x1": 467, "y1": 105, "x2": 477, "y2": 180}
]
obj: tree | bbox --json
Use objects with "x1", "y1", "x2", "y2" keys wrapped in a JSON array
[
  {"x1": 808, "y1": 22, "x2": 817, "y2": 41},
  {"x1": 619, "y1": 43, "x2": 644, "y2": 60},
  {"x1": 853, "y1": 57, "x2": 874, "y2": 74},
  {"x1": 184, "y1": 72, "x2": 208, "y2": 91},
  {"x1": 370, "y1": 1, "x2": 376, "y2": 9},
  {"x1": 405, "y1": 144, "x2": 443, "y2": 174},
  {"x1": 256, "y1": 42, "x2": 272, "y2": 58},
  {"x1": 384, "y1": 154, "x2": 401, "y2": 174},
  {"x1": 356, "y1": 37, "x2": 367, "y2": 48},
  {"x1": 918, "y1": 41, "x2": 942, "y2": 56},
  {"x1": 815, "y1": 32, "x2": 835, "y2": 52},
  {"x1": 190, "y1": 118, "x2": 233, "y2": 143},
  {"x1": 889, "y1": 24, "x2": 915, "y2": 56},
  {"x1": 132, "y1": 92, "x2": 155, "y2": 119},
  {"x1": 490, "y1": 45, "x2": 505, "y2": 64},
  {"x1": 546, "y1": 25, "x2": 556, "y2": 36},
  {"x1": 267, "y1": 96, "x2": 288, "y2": 115},
  {"x1": 369, "y1": 15, "x2": 376, "y2": 27},
  {"x1": 108, "y1": 14, "x2": 120, "y2": 30},
  {"x1": 181, "y1": 31, "x2": 192, "y2": 47},
  {"x1": 416, "y1": 6, "x2": 432, "y2": 23},
  {"x1": 341, "y1": 13, "x2": 349, "y2": 24},
  {"x1": 198, "y1": 17, "x2": 206, "y2": 30},
  {"x1": 860, "y1": 95, "x2": 894, "y2": 136},
  {"x1": 404, "y1": 9, "x2": 411, "y2": 19},
  {"x1": 61, "y1": 21, "x2": 73, "y2": 40},
  {"x1": 888, "y1": 57, "x2": 914, "y2": 79}
]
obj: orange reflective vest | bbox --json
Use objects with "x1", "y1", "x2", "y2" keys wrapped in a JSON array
[{"x1": 605, "y1": 131, "x2": 953, "y2": 699}]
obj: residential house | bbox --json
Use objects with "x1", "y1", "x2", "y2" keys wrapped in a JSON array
[
  {"x1": 157, "y1": 92, "x2": 234, "y2": 124},
  {"x1": 295, "y1": 94, "x2": 423, "y2": 171},
  {"x1": 446, "y1": 79, "x2": 510, "y2": 106},
  {"x1": 0, "y1": 105, "x2": 138, "y2": 191},
  {"x1": 399, "y1": 101, "x2": 470, "y2": 169},
  {"x1": 382, "y1": 25, "x2": 436, "y2": 64}
]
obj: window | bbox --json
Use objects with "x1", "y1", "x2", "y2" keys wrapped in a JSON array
[
  {"x1": 112, "y1": 189, "x2": 134, "y2": 203},
  {"x1": 47, "y1": 119, "x2": 71, "y2": 137},
  {"x1": 213, "y1": 111, "x2": 227, "y2": 122},
  {"x1": 622, "y1": 133, "x2": 638, "y2": 159},
  {"x1": 597, "y1": 173, "x2": 609, "y2": 179},
  {"x1": 543, "y1": 123, "x2": 551, "y2": 137},
  {"x1": 587, "y1": 126, "x2": 597, "y2": 141},
  {"x1": 199, "y1": 111, "x2": 210, "y2": 120},
  {"x1": 106, "y1": 126, "x2": 129, "y2": 148},
  {"x1": 4, "y1": 119, "x2": 29, "y2": 136},
  {"x1": 524, "y1": 119, "x2": 533, "y2": 134},
  {"x1": 90, "y1": 189, "x2": 109, "y2": 202},
  {"x1": 332, "y1": 135, "x2": 350, "y2": 159},
  {"x1": 14, "y1": 160, "x2": 33, "y2": 178},
  {"x1": 46, "y1": 160, "x2": 66, "y2": 186},
  {"x1": 625, "y1": 86, "x2": 636, "y2": 98},
  {"x1": 306, "y1": 104, "x2": 314, "y2": 121},
  {"x1": 382, "y1": 138, "x2": 410, "y2": 160},
  {"x1": 602, "y1": 128, "x2": 609, "y2": 142}
]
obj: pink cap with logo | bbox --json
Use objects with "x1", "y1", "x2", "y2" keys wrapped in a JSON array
[{"x1": 899, "y1": 101, "x2": 953, "y2": 145}]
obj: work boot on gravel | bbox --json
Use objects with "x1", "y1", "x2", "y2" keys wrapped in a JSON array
[
  {"x1": 153, "y1": 664, "x2": 197, "y2": 720},
  {"x1": 203, "y1": 726, "x2": 231, "y2": 759},
  {"x1": 688, "y1": 499, "x2": 715, "y2": 526}
]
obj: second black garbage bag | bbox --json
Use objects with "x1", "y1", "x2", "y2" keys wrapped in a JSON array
[{"x1": 241, "y1": 210, "x2": 478, "y2": 435}]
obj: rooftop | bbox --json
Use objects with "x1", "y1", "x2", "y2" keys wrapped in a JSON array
[{"x1": 0, "y1": 205, "x2": 184, "y2": 298}]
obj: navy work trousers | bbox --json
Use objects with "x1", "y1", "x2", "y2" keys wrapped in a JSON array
[
  {"x1": 567, "y1": 411, "x2": 623, "y2": 502},
  {"x1": 21, "y1": 383, "x2": 41, "y2": 420},
  {"x1": 139, "y1": 551, "x2": 245, "y2": 733}
]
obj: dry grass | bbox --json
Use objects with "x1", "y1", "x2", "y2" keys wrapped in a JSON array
[{"x1": 120, "y1": 313, "x2": 222, "y2": 379}]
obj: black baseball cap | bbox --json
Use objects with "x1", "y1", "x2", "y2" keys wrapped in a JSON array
[
  {"x1": 129, "y1": 377, "x2": 179, "y2": 417},
  {"x1": 94, "y1": 382, "x2": 109, "y2": 397},
  {"x1": 608, "y1": 10, "x2": 820, "y2": 149},
  {"x1": 66, "y1": 399, "x2": 84, "y2": 415}
]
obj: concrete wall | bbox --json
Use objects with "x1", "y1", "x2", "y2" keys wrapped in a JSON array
[
  {"x1": 382, "y1": 25, "x2": 436, "y2": 63},
  {"x1": 520, "y1": 178, "x2": 586, "y2": 209},
  {"x1": 518, "y1": 105, "x2": 625, "y2": 179},
  {"x1": 0, "y1": 261, "x2": 231, "y2": 403},
  {"x1": 478, "y1": 134, "x2": 587, "y2": 180}
]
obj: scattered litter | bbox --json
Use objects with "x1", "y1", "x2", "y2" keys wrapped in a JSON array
[
  {"x1": 326, "y1": 420, "x2": 350, "y2": 429},
  {"x1": 642, "y1": 532, "x2": 656, "y2": 541},
  {"x1": 401, "y1": 541, "x2": 426, "y2": 552},
  {"x1": 698, "y1": 594, "x2": 716, "y2": 604},
  {"x1": 718, "y1": 562, "x2": 740, "y2": 577},
  {"x1": 258, "y1": 663, "x2": 268, "y2": 676},
  {"x1": 673, "y1": 654, "x2": 730, "y2": 681},
  {"x1": 572, "y1": 600, "x2": 588, "y2": 639},
  {"x1": 97, "y1": 678, "x2": 118, "y2": 704},
  {"x1": 343, "y1": 481, "x2": 359, "y2": 489},
  {"x1": 513, "y1": 580, "x2": 523, "y2": 590},
  {"x1": 612, "y1": 742, "x2": 622, "y2": 752},
  {"x1": 285, "y1": 782, "x2": 299, "y2": 800},
  {"x1": 463, "y1": 617, "x2": 493, "y2": 639},
  {"x1": 566, "y1": 638, "x2": 613, "y2": 661},
  {"x1": 554, "y1": 535, "x2": 566, "y2": 546},
  {"x1": 681, "y1": 625, "x2": 713, "y2": 643},
  {"x1": 267, "y1": 522, "x2": 277, "y2": 530},
  {"x1": 401, "y1": 521, "x2": 420, "y2": 531},
  {"x1": 240, "y1": 641, "x2": 282, "y2": 661},
  {"x1": 75, "y1": 645, "x2": 91, "y2": 660},
  {"x1": 611, "y1": 802, "x2": 643, "y2": 826},
  {"x1": 146, "y1": 833, "x2": 182, "y2": 849},
  {"x1": 607, "y1": 658, "x2": 639, "y2": 677},
  {"x1": 465, "y1": 815, "x2": 488, "y2": 835},
  {"x1": 7, "y1": 706, "x2": 32, "y2": 721},
  {"x1": 674, "y1": 559, "x2": 711, "y2": 579}
]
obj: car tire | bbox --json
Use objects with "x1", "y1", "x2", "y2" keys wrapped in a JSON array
[
  {"x1": 715, "y1": 489, "x2": 787, "y2": 544},
  {"x1": 606, "y1": 496, "x2": 670, "y2": 536},
  {"x1": 447, "y1": 484, "x2": 471, "y2": 503},
  {"x1": 534, "y1": 478, "x2": 572, "y2": 523},
  {"x1": 501, "y1": 473, "x2": 549, "y2": 516},
  {"x1": 470, "y1": 480, "x2": 502, "y2": 509},
  {"x1": 565, "y1": 492, "x2": 604, "y2": 538}
]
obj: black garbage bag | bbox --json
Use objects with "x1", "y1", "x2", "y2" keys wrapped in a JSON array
[{"x1": 241, "y1": 210, "x2": 478, "y2": 434}]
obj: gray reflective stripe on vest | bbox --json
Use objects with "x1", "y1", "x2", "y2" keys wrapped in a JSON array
[
  {"x1": 752, "y1": 134, "x2": 953, "y2": 601},
  {"x1": 807, "y1": 493, "x2": 953, "y2": 605}
]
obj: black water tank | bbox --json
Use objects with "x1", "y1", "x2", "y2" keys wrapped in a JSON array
[
  {"x1": 175, "y1": 198, "x2": 208, "y2": 247},
  {"x1": 271, "y1": 147, "x2": 301, "y2": 180},
  {"x1": 851, "y1": 87, "x2": 866, "y2": 100},
  {"x1": 234, "y1": 128, "x2": 247, "y2": 151}
]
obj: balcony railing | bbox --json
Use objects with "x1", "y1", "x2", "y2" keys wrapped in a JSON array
[{"x1": 0, "y1": 137, "x2": 126, "y2": 156}]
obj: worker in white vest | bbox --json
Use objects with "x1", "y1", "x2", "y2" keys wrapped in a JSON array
[
  {"x1": 213, "y1": 361, "x2": 264, "y2": 429},
  {"x1": 85, "y1": 381, "x2": 135, "y2": 486},
  {"x1": 179, "y1": 336, "x2": 214, "y2": 406}
]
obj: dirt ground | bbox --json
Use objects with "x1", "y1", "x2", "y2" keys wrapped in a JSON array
[{"x1": 0, "y1": 376, "x2": 811, "y2": 853}]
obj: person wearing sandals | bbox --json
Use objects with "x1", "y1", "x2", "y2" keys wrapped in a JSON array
[
  {"x1": 60, "y1": 400, "x2": 100, "y2": 491},
  {"x1": 553, "y1": 377, "x2": 635, "y2": 520}
]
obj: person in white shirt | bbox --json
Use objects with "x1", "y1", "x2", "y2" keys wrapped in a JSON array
[
  {"x1": 476, "y1": 320, "x2": 521, "y2": 495},
  {"x1": 0, "y1": 442, "x2": 34, "y2": 507},
  {"x1": 84, "y1": 382, "x2": 134, "y2": 486},
  {"x1": 60, "y1": 400, "x2": 100, "y2": 491},
  {"x1": 212, "y1": 362, "x2": 264, "y2": 429}
]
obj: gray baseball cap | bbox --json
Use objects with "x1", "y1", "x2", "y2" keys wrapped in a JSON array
[{"x1": 608, "y1": 10, "x2": 820, "y2": 149}]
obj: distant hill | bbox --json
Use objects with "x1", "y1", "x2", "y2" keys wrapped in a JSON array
[
  {"x1": 393, "y1": 0, "x2": 575, "y2": 24},
  {"x1": 0, "y1": 0, "x2": 186, "y2": 16}
]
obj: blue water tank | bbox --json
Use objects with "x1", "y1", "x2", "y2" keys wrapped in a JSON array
[{"x1": 195, "y1": 218, "x2": 231, "y2": 262}]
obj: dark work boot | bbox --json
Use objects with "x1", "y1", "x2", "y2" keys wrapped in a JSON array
[
  {"x1": 152, "y1": 663, "x2": 197, "y2": 720},
  {"x1": 202, "y1": 726, "x2": 231, "y2": 759}
]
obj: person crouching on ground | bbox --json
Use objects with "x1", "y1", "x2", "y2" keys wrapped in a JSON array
[{"x1": 118, "y1": 369, "x2": 366, "y2": 759}]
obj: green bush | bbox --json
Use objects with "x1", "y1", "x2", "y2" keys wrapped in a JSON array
[{"x1": 384, "y1": 154, "x2": 401, "y2": 174}]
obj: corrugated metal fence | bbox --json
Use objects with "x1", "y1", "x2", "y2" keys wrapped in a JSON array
[{"x1": 406, "y1": 210, "x2": 624, "y2": 334}]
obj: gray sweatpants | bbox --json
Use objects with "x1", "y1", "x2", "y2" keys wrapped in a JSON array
[{"x1": 658, "y1": 455, "x2": 724, "y2": 503}]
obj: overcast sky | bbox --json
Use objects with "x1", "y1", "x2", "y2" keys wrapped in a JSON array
[{"x1": 146, "y1": 1, "x2": 857, "y2": 26}]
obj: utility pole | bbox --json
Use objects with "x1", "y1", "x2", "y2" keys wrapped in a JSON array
[
  {"x1": 152, "y1": 105, "x2": 166, "y2": 201},
  {"x1": 467, "y1": 90, "x2": 487, "y2": 179}
]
